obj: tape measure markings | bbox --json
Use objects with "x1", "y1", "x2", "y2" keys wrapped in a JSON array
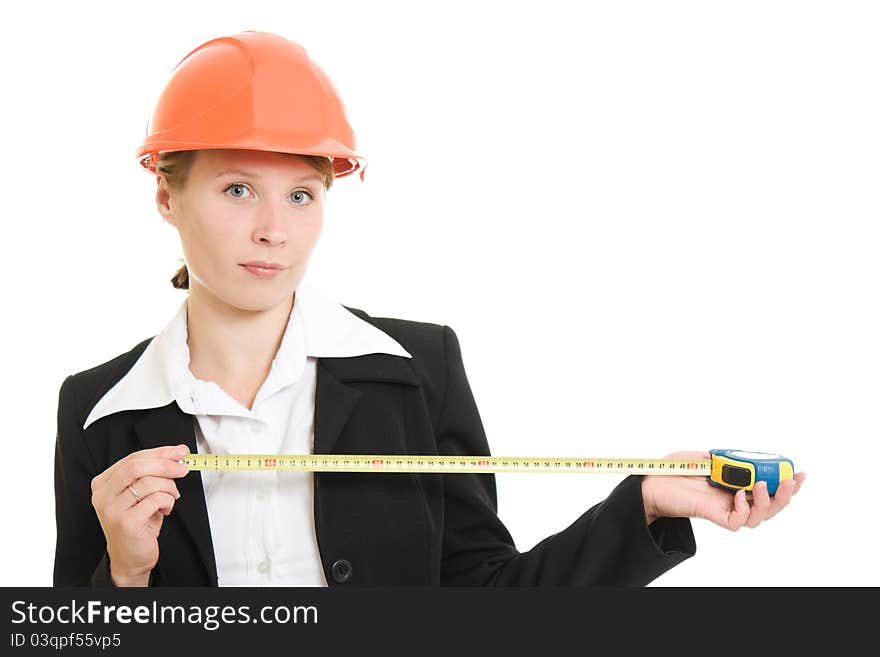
[
  {"x1": 179, "y1": 450, "x2": 795, "y2": 494},
  {"x1": 180, "y1": 453, "x2": 713, "y2": 475}
]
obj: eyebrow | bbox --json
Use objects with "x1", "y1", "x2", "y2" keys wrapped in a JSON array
[{"x1": 214, "y1": 168, "x2": 323, "y2": 183}]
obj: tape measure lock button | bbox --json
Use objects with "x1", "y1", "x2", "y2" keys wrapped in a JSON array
[{"x1": 721, "y1": 464, "x2": 753, "y2": 488}]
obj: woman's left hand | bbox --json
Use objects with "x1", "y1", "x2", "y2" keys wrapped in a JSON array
[{"x1": 641, "y1": 450, "x2": 806, "y2": 530}]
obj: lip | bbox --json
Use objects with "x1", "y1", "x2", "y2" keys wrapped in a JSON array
[
  {"x1": 241, "y1": 260, "x2": 286, "y2": 270},
  {"x1": 240, "y1": 262, "x2": 286, "y2": 279}
]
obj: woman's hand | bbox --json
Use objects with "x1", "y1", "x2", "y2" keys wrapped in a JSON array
[
  {"x1": 90, "y1": 444, "x2": 191, "y2": 586},
  {"x1": 641, "y1": 450, "x2": 806, "y2": 530}
]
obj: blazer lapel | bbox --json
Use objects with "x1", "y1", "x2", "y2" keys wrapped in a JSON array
[{"x1": 315, "y1": 353, "x2": 419, "y2": 454}]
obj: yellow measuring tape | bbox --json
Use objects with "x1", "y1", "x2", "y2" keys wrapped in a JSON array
[
  {"x1": 180, "y1": 449, "x2": 795, "y2": 494},
  {"x1": 181, "y1": 453, "x2": 711, "y2": 475}
]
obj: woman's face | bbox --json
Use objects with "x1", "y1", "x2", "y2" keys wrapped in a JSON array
[{"x1": 156, "y1": 148, "x2": 325, "y2": 312}]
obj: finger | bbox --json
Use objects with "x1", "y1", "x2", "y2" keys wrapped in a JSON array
[
  {"x1": 107, "y1": 457, "x2": 190, "y2": 498},
  {"x1": 129, "y1": 491, "x2": 176, "y2": 526},
  {"x1": 92, "y1": 444, "x2": 188, "y2": 489},
  {"x1": 109, "y1": 475, "x2": 182, "y2": 513},
  {"x1": 791, "y1": 472, "x2": 806, "y2": 495},
  {"x1": 92, "y1": 444, "x2": 189, "y2": 492},
  {"x1": 746, "y1": 481, "x2": 771, "y2": 528},
  {"x1": 133, "y1": 475, "x2": 182, "y2": 501},
  {"x1": 92, "y1": 452, "x2": 188, "y2": 513},
  {"x1": 110, "y1": 459, "x2": 189, "y2": 499},
  {"x1": 765, "y1": 478, "x2": 795, "y2": 520},
  {"x1": 724, "y1": 489, "x2": 750, "y2": 531},
  {"x1": 663, "y1": 450, "x2": 711, "y2": 460}
]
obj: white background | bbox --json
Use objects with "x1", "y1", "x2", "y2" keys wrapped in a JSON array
[{"x1": 1, "y1": 0, "x2": 877, "y2": 586}]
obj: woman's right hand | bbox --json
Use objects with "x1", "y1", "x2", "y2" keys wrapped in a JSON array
[{"x1": 90, "y1": 444, "x2": 191, "y2": 586}]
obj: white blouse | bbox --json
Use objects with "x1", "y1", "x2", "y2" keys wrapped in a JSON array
[{"x1": 83, "y1": 280, "x2": 412, "y2": 586}]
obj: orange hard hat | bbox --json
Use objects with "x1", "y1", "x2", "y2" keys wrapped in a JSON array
[{"x1": 136, "y1": 30, "x2": 367, "y2": 181}]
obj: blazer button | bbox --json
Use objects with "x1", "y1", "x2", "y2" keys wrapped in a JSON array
[{"x1": 330, "y1": 559, "x2": 352, "y2": 583}]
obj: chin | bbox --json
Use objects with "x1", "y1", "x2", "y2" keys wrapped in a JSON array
[
  {"x1": 194, "y1": 271, "x2": 297, "y2": 312},
  {"x1": 215, "y1": 286, "x2": 295, "y2": 314}
]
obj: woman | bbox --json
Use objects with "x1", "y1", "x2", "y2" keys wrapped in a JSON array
[{"x1": 53, "y1": 30, "x2": 805, "y2": 587}]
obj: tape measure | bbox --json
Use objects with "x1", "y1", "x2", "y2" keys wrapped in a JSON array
[{"x1": 180, "y1": 448, "x2": 794, "y2": 495}]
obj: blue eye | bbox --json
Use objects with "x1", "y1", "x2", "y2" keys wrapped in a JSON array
[
  {"x1": 290, "y1": 190, "x2": 314, "y2": 204},
  {"x1": 223, "y1": 183, "x2": 315, "y2": 205},
  {"x1": 225, "y1": 183, "x2": 250, "y2": 199}
]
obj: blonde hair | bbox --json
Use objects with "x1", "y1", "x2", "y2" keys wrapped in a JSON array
[{"x1": 156, "y1": 150, "x2": 335, "y2": 290}]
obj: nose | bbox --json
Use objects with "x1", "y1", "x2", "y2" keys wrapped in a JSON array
[{"x1": 252, "y1": 203, "x2": 288, "y2": 246}]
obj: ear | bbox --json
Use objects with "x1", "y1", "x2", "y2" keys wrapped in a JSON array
[{"x1": 155, "y1": 176, "x2": 179, "y2": 228}]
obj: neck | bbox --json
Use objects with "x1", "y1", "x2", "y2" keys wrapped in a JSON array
[{"x1": 185, "y1": 284, "x2": 295, "y2": 391}]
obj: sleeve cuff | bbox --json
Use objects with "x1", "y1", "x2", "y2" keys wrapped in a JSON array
[
  {"x1": 89, "y1": 551, "x2": 161, "y2": 587},
  {"x1": 608, "y1": 475, "x2": 697, "y2": 566},
  {"x1": 649, "y1": 515, "x2": 697, "y2": 556}
]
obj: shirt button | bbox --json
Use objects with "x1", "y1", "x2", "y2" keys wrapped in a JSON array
[
  {"x1": 250, "y1": 423, "x2": 263, "y2": 434},
  {"x1": 257, "y1": 561, "x2": 270, "y2": 574},
  {"x1": 256, "y1": 488, "x2": 270, "y2": 501}
]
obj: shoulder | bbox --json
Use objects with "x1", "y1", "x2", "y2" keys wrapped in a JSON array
[
  {"x1": 340, "y1": 304, "x2": 466, "y2": 405},
  {"x1": 342, "y1": 304, "x2": 448, "y2": 357},
  {"x1": 58, "y1": 335, "x2": 155, "y2": 431}
]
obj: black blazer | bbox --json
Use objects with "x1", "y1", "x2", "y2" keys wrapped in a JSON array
[{"x1": 54, "y1": 305, "x2": 696, "y2": 587}]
